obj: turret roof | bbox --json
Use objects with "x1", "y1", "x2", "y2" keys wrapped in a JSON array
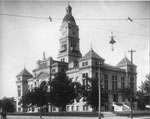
[
  {"x1": 16, "y1": 68, "x2": 33, "y2": 77},
  {"x1": 117, "y1": 56, "x2": 136, "y2": 67},
  {"x1": 82, "y1": 49, "x2": 104, "y2": 60}
]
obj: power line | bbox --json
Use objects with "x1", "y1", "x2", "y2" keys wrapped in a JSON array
[
  {"x1": 0, "y1": 13, "x2": 149, "y2": 21},
  {"x1": 0, "y1": 13, "x2": 149, "y2": 35},
  {"x1": 0, "y1": 13, "x2": 49, "y2": 20}
]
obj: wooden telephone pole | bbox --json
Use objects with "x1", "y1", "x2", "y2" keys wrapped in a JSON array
[
  {"x1": 98, "y1": 62, "x2": 101, "y2": 119},
  {"x1": 128, "y1": 49, "x2": 136, "y2": 119}
]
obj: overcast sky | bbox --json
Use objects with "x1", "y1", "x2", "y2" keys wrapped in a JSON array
[{"x1": 0, "y1": 1, "x2": 149, "y2": 99}]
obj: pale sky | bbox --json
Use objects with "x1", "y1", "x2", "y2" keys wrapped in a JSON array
[{"x1": 0, "y1": 1, "x2": 149, "y2": 99}]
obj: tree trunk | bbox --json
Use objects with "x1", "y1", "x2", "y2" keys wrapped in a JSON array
[{"x1": 40, "y1": 107, "x2": 42, "y2": 118}]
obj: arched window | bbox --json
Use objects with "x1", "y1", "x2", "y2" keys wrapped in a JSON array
[{"x1": 40, "y1": 81, "x2": 47, "y2": 90}]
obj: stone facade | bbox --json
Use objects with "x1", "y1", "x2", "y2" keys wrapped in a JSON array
[{"x1": 16, "y1": 5, "x2": 137, "y2": 112}]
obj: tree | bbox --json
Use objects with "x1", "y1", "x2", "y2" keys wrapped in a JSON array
[
  {"x1": 136, "y1": 91, "x2": 146, "y2": 110},
  {"x1": 48, "y1": 72, "x2": 82, "y2": 111},
  {"x1": 119, "y1": 87, "x2": 133, "y2": 101},
  {"x1": 140, "y1": 73, "x2": 150, "y2": 94},
  {"x1": 1, "y1": 97, "x2": 15, "y2": 113},
  {"x1": 0, "y1": 100, "x2": 2, "y2": 110},
  {"x1": 82, "y1": 77, "x2": 108, "y2": 111},
  {"x1": 20, "y1": 90, "x2": 34, "y2": 112},
  {"x1": 137, "y1": 73, "x2": 150, "y2": 109},
  {"x1": 20, "y1": 83, "x2": 48, "y2": 118},
  {"x1": 31, "y1": 86, "x2": 49, "y2": 118}
]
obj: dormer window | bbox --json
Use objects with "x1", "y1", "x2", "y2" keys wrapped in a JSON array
[
  {"x1": 61, "y1": 44, "x2": 67, "y2": 51},
  {"x1": 17, "y1": 77, "x2": 21, "y2": 81},
  {"x1": 82, "y1": 61, "x2": 88, "y2": 66},
  {"x1": 52, "y1": 68, "x2": 55, "y2": 73},
  {"x1": 61, "y1": 58, "x2": 65, "y2": 62},
  {"x1": 130, "y1": 67, "x2": 134, "y2": 72}
]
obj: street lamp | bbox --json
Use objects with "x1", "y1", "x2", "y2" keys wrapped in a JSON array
[{"x1": 109, "y1": 32, "x2": 116, "y2": 51}]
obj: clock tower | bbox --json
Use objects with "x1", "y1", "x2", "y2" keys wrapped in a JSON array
[{"x1": 57, "y1": 5, "x2": 82, "y2": 63}]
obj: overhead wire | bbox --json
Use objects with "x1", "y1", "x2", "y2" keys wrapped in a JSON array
[
  {"x1": 0, "y1": 13, "x2": 49, "y2": 20},
  {"x1": 0, "y1": 13, "x2": 149, "y2": 38},
  {"x1": 0, "y1": 13, "x2": 149, "y2": 21}
]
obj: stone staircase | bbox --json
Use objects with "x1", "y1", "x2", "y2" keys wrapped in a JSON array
[
  {"x1": 122, "y1": 102, "x2": 130, "y2": 111},
  {"x1": 112, "y1": 102, "x2": 131, "y2": 112}
]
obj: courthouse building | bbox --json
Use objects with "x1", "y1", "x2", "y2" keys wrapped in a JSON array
[{"x1": 16, "y1": 5, "x2": 137, "y2": 112}]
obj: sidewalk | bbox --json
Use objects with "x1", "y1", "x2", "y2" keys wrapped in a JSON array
[{"x1": 7, "y1": 115, "x2": 150, "y2": 119}]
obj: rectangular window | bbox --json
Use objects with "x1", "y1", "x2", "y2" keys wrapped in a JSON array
[
  {"x1": 130, "y1": 77, "x2": 134, "y2": 89},
  {"x1": 85, "y1": 61, "x2": 88, "y2": 66},
  {"x1": 61, "y1": 44, "x2": 67, "y2": 51},
  {"x1": 112, "y1": 76, "x2": 117, "y2": 91},
  {"x1": 62, "y1": 58, "x2": 65, "y2": 62},
  {"x1": 66, "y1": 106, "x2": 69, "y2": 111},
  {"x1": 122, "y1": 94, "x2": 125, "y2": 102},
  {"x1": 121, "y1": 77, "x2": 125, "y2": 89},
  {"x1": 130, "y1": 68, "x2": 134, "y2": 72},
  {"x1": 18, "y1": 90, "x2": 21, "y2": 96},
  {"x1": 104, "y1": 74, "x2": 108, "y2": 90},
  {"x1": 18, "y1": 85, "x2": 21, "y2": 89},
  {"x1": 113, "y1": 94, "x2": 118, "y2": 102},
  {"x1": 72, "y1": 106, "x2": 74, "y2": 111},
  {"x1": 18, "y1": 108, "x2": 21, "y2": 112},
  {"x1": 82, "y1": 62, "x2": 85, "y2": 66},
  {"x1": 82, "y1": 73, "x2": 88, "y2": 78},
  {"x1": 82, "y1": 61, "x2": 88, "y2": 66},
  {"x1": 85, "y1": 73, "x2": 88, "y2": 77},
  {"x1": 61, "y1": 58, "x2": 65, "y2": 62},
  {"x1": 18, "y1": 85, "x2": 21, "y2": 96},
  {"x1": 83, "y1": 105, "x2": 88, "y2": 111},
  {"x1": 17, "y1": 77, "x2": 21, "y2": 80},
  {"x1": 52, "y1": 69, "x2": 55, "y2": 72},
  {"x1": 82, "y1": 73, "x2": 85, "y2": 78},
  {"x1": 76, "y1": 106, "x2": 79, "y2": 111},
  {"x1": 86, "y1": 106, "x2": 88, "y2": 111}
]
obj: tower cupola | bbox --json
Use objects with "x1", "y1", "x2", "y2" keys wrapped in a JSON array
[
  {"x1": 66, "y1": 5, "x2": 72, "y2": 15},
  {"x1": 62, "y1": 5, "x2": 76, "y2": 25}
]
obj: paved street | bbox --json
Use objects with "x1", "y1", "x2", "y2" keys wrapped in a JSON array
[{"x1": 6, "y1": 115, "x2": 150, "y2": 119}]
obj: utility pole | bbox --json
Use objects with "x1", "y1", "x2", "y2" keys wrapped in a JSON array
[
  {"x1": 98, "y1": 62, "x2": 101, "y2": 119},
  {"x1": 49, "y1": 57, "x2": 52, "y2": 112},
  {"x1": 128, "y1": 49, "x2": 136, "y2": 119}
]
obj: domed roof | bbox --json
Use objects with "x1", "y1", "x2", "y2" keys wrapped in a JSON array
[
  {"x1": 63, "y1": 14, "x2": 76, "y2": 24},
  {"x1": 62, "y1": 5, "x2": 76, "y2": 25}
]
